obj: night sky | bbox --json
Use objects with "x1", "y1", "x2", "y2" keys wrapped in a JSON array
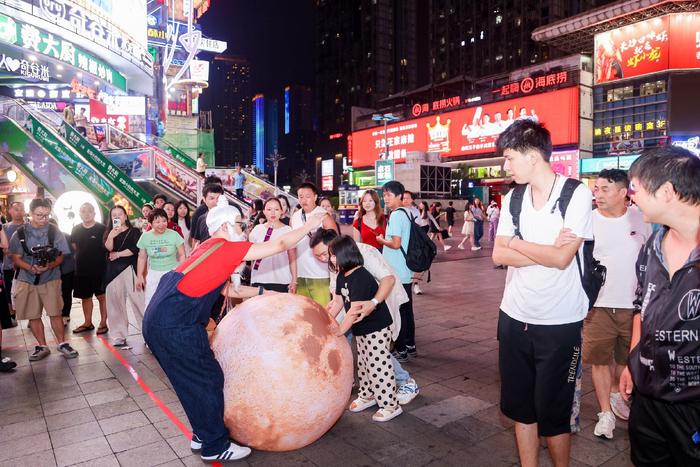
[{"x1": 199, "y1": 0, "x2": 315, "y2": 96}]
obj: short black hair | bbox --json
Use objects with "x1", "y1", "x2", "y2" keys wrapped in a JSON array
[
  {"x1": 310, "y1": 228, "x2": 338, "y2": 248},
  {"x1": 382, "y1": 180, "x2": 404, "y2": 197},
  {"x1": 496, "y1": 119, "x2": 552, "y2": 162},
  {"x1": 329, "y1": 235, "x2": 364, "y2": 274},
  {"x1": 629, "y1": 146, "x2": 700, "y2": 205},
  {"x1": 153, "y1": 194, "x2": 167, "y2": 203},
  {"x1": 297, "y1": 182, "x2": 318, "y2": 195},
  {"x1": 148, "y1": 208, "x2": 168, "y2": 224},
  {"x1": 252, "y1": 199, "x2": 264, "y2": 211},
  {"x1": 597, "y1": 169, "x2": 629, "y2": 189},
  {"x1": 204, "y1": 175, "x2": 223, "y2": 186},
  {"x1": 404, "y1": 190, "x2": 414, "y2": 199},
  {"x1": 29, "y1": 198, "x2": 51, "y2": 213},
  {"x1": 203, "y1": 183, "x2": 224, "y2": 197},
  {"x1": 448, "y1": 201, "x2": 453, "y2": 206}
]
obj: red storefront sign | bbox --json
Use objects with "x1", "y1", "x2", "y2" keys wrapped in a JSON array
[
  {"x1": 669, "y1": 13, "x2": 700, "y2": 70},
  {"x1": 494, "y1": 71, "x2": 569, "y2": 97},
  {"x1": 411, "y1": 95, "x2": 462, "y2": 117},
  {"x1": 350, "y1": 86, "x2": 580, "y2": 168}
]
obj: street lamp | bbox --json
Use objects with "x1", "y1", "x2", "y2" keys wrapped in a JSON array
[
  {"x1": 266, "y1": 148, "x2": 286, "y2": 195},
  {"x1": 372, "y1": 113, "x2": 400, "y2": 160}
]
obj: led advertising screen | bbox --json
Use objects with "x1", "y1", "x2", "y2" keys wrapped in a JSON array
[
  {"x1": 350, "y1": 86, "x2": 579, "y2": 168},
  {"x1": 594, "y1": 13, "x2": 700, "y2": 84}
]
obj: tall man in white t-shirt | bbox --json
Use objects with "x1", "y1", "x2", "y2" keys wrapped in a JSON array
[
  {"x1": 291, "y1": 182, "x2": 337, "y2": 306},
  {"x1": 586, "y1": 169, "x2": 651, "y2": 440},
  {"x1": 492, "y1": 120, "x2": 593, "y2": 467}
]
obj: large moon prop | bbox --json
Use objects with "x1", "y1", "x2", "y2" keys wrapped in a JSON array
[{"x1": 211, "y1": 294, "x2": 354, "y2": 451}]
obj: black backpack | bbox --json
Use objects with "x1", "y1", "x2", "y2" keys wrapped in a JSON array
[
  {"x1": 395, "y1": 208, "x2": 437, "y2": 273},
  {"x1": 510, "y1": 178, "x2": 606, "y2": 310},
  {"x1": 16, "y1": 223, "x2": 58, "y2": 256}
]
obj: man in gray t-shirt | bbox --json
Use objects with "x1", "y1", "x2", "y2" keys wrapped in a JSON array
[
  {"x1": 2, "y1": 201, "x2": 26, "y2": 319},
  {"x1": 8, "y1": 199, "x2": 77, "y2": 361}
]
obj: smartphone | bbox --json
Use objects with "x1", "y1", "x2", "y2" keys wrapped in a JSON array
[{"x1": 112, "y1": 218, "x2": 121, "y2": 229}]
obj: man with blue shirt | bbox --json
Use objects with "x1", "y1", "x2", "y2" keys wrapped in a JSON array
[
  {"x1": 233, "y1": 166, "x2": 246, "y2": 200},
  {"x1": 377, "y1": 181, "x2": 415, "y2": 362}
]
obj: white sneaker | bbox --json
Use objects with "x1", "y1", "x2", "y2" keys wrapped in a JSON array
[
  {"x1": 610, "y1": 392, "x2": 630, "y2": 421},
  {"x1": 593, "y1": 411, "x2": 615, "y2": 439},
  {"x1": 413, "y1": 283, "x2": 423, "y2": 295},
  {"x1": 471, "y1": 246, "x2": 481, "y2": 251},
  {"x1": 397, "y1": 378, "x2": 419, "y2": 405},
  {"x1": 444, "y1": 245, "x2": 452, "y2": 252},
  {"x1": 457, "y1": 245, "x2": 465, "y2": 250},
  {"x1": 200, "y1": 441, "x2": 251, "y2": 463}
]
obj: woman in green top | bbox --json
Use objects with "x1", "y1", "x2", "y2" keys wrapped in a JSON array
[{"x1": 136, "y1": 208, "x2": 185, "y2": 308}]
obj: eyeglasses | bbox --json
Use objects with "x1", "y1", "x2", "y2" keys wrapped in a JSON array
[{"x1": 33, "y1": 213, "x2": 49, "y2": 219}]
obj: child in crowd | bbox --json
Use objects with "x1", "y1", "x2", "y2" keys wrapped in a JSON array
[{"x1": 327, "y1": 235, "x2": 402, "y2": 422}]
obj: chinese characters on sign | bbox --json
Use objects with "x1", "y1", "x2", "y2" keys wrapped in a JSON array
[
  {"x1": 594, "y1": 119, "x2": 666, "y2": 137},
  {"x1": 495, "y1": 71, "x2": 569, "y2": 97},
  {"x1": 412, "y1": 96, "x2": 461, "y2": 117},
  {"x1": 375, "y1": 160, "x2": 395, "y2": 186},
  {"x1": 0, "y1": 52, "x2": 50, "y2": 81}
]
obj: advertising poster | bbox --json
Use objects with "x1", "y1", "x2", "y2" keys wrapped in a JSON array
[
  {"x1": 105, "y1": 149, "x2": 153, "y2": 179},
  {"x1": 154, "y1": 153, "x2": 198, "y2": 203},
  {"x1": 204, "y1": 168, "x2": 277, "y2": 201},
  {"x1": 550, "y1": 150, "x2": 580, "y2": 180},
  {"x1": 668, "y1": 13, "x2": 700, "y2": 70},
  {"x1": 375, "y1": 160, "x2": 395, "y2": 186},
  {"x1": 350, "y1": 86, "x2": 580, "y2": 168}
]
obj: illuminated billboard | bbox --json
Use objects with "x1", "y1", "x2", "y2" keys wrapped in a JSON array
[
  {"x1": 350, "y1": 86, "x2": 580, "y2": 168},
  {"x1": 594, "y1": 13, "x2": 700, "y2": 84}
]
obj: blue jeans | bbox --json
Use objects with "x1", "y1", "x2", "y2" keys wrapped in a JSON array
[{"x1": 391, "y1": 354, "x2": 410, "y2": 386}]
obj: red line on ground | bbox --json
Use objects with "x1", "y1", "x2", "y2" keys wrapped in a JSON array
[{"x1": 94, "y1": 336, "x2": 223, "y2": 467}]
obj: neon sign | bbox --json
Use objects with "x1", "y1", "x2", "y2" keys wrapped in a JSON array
[{"x1": 494, "y1": 71, "x2": 569, "y2": 97}]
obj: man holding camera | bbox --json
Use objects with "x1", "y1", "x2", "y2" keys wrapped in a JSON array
[{"x1": 9, "y1": 199, "x2": 77, "y2": 361}]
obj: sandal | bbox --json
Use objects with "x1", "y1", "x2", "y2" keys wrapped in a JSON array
[
  {"x1": 72, "y1": 324, "x2": 95, "y2": 333},
  {"x1": 349, "y1": 397, "x2": 377, "y2": 413},
  {"x1": 372, "y1": 405, "x2": 403, "y2": 422},
  {"x1": 96, "y1": 326, "x2": 109, "y2": 335}
]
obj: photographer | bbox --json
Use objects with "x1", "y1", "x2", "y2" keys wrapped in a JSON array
[{"x1": 9, "y1": 199, "x2": 77, "y2": 361}]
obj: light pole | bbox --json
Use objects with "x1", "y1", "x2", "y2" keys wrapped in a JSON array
[
  {"x1": 371, "y1": 113, "x2": 400, "y2": 160},
  {"x1": 266, "y1": 148, "x2": 286, "y2": 195}
]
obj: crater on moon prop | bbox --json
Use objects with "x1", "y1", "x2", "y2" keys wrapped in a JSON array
[{"x1": 211, "y1": 294, "x2": 354, "y2": 451}]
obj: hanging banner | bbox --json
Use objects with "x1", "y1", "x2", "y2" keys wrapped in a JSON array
[
  {"x1": 161, "y1": 144, "x2": 196, "y2": 169},
  {"x1": 104, "y1": 149, "x2": 154, "y2": 180},
  {"x1": 154, "y1": 153, "x2": 198, "y2": 203},
  {"x1": 62, "y1": 122, "x2": 152, "y2": 207}
]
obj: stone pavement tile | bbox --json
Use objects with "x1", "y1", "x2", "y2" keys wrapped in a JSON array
[
  {"x1": 38, "y1": 385, "x2": 84, "y2": 404},
  {"x1": 373, "y1": 411, "x2": 435, "y2": 438},
  {"x1": 0, "y1": 432, "x2": 52, "y2": 462},
  {"x1": 45, "y1": 408, "x2": 96, "y2": 431},
  {"x1": 49, "y1": 420, "x2": 103, "y2": 448},
  {"x1": 153, "y1": 417, "x2": 191, "y2": 440},
  {"x1": 115, "y1": 440, "x2": 179, "y2": 467},
  {"x1": 0, "y1": 403, "x2": 44, "y2": 427},
  {"x1": 0, "y1": 417, "x2": 47, "y2": 444},
  {"x1": 368, "y1": 441, "x2": 438, "y2": 467},
  {"x1": 85, "y1": 387, "x2": 128, "y2": 406},
  {"x1": 78, "y1": 378, "x2": 123, "y2": 395},
  {"x1": 0, "y1": 449, "x2": 56, "y2": 467},
  {"x1": 570, "y1": 434, "x2": 621, "y2": 466},
  {"x1": 133, "y1": 389, "x2": 179, "y2": 411},
  {"x1": 401, "y1": 383, "x2": 463, "y2": 410},
  {"x1": 143, "y1": 405, "x2": 187, "y2": 424},
  {"x1": 471, "y1": 404, "x2": 514, "y2": 431},
  {"x1": 409, "y1": 395, "x2": 494, "y2": 428},
  {"x1": 71, "y1": 362, "x2": 115, "y2": 384},
  {"x1": 440, "y1": 375, "x2": 488, "y2": 394},
  {"x1": 154, "y1": 460, "x2": 185, "y2": 466},
  {"x1": 465, "y1": 431, "x2": 520, "y2": 465},
  {"x1": 69, "y1": 454, "x2": 120, "y2": 467},
  {"x1": 165, "y1": 435, "x2": 193, "y2": 458},
  {"x1": 401, "y1": 428, "x2": 473, "y2": 463},
  {"x1": 468, "y1": 383, "x2": 502, "y2": 405},
  {"x1": 98, "y1": 410, "x2": 151, "y2": 435},
  {"x1": 107, "y1": 424, "x2": 164, "y2": 453},
  {"x1": 53, "y1": 436, "x2": 112, "y2": 467},
  {"x1": 246, "y1": 450, "x2": 315, "y2": 466},
  {"x1": 600, "y1": 451, "x2": 634, "y2": 467},
  {"x1": 41, "y1": 395, "x2": 89, "y2": 417},
  {"x1": 91, "y1": 396, "x2": 141, "y2": 420},
  {"x1": 575, "y1": 420, "x2": 631, "y2": 454},
  {"x1": 297, "y1": 433, "x2": 377, "y2": 466},
  {"x1": 66, "y1": 353, "x2": 105, "y2": 367},
  {"x1": 439, "y1": 415, "x2": 505, "y2": 446}
]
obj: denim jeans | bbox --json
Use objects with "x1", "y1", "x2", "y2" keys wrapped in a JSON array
[
  {"x1": 391, "y1": 354, "x2": 410, "y2": 386},
  {"x1": 474, "y1": 220, "x2": 484, "y2": 247}
]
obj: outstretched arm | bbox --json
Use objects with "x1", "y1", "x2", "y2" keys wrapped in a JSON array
[{"x1": 243, "y1": 211, "x2": 326, "y2": 261}]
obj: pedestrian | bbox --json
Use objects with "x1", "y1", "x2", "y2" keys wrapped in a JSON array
[
  {"x1": 2, "y1": 202, "x2": 25, "y2": 327},
  {"x1": 291, "y1": 182, "x2": 337, "y2": 305},
  {"x1": 277, "y1": 195, "x2": 291, "y2": 226},
  {"x1": 0, "y1": 324, "x2": 15, "y2": 371},
  {"x1": 62, "y1": 103, "x2": 75, "y2": 126},
  {"x1": 445, "y1": 201, "x2": 456, "y2": 236},
  {"x1": 471, "y1": 198, "x2": 485, "y2": 249},
  {"x1": 320, "y1": 197, "x2": 342, "y2": 234},
  {"x1": 9, "y1": 198, "x2": 78, "y2": 361},
  {"x1": 233, "y1": 166, "x2": 246, "y2": 200},
  {"x1": 190, "y1": 184, "x2": 225, "y2": 249},
  {"x1": 581, "y1": 169, "x2": 652, "y2": 440},
  {"x1": 457, "y1": 200, "x2": 476, "y2": 250},
  {"x1": 174, "y1": 200, "x2": 192, "y2": 256},
  {"x1": 403, "y1": 192, "x2": 428, "y2": 296},
  {"x1": 153, "y1": 194, "x2": 167, "y2": 210},
  {"x1": 71, "y1": 203, "x2": 108, "y2": 335},
  {"x1": 196, "y1": 152, "x2": 207, "y2": 174},
  {"x1": 618, "y1": 147, "x2": 700, "y2": 466},
  {"x1": 326, "y1": 235, "x2": 402, "y2": 422},
  {"x1": 74, "y1": 108, "x2": 88, "y2": 136},
  {"x1": 136, "y1": 208, "x2": 185, "y2": 309},
  {"x1": 163, "y1": 202, "x2": 183, "y2": 237},
  {"x1": 376, "y1": 181, "x2": 416, "y2": 362},
  {"x1": 248, "y1": 199, "x2": 265, "y2": 231},
  {"x1": 427, "y1": 202, "x2": 451, "y2": 252},
  {"x1": 311, "y1": 229, "x2": 419, "y2": 406},
  {"x1": 59, "y1": 231, "x2": 75, "y2": 326},
  {"x1": 492, "y1": 120, "x2": 592, "y2": 466},
  {"x1": 139, "y1": 203, "x2": 153, "y2": 231},
  {"x1": 486, "y1": 200, "x2": 500, "y2": 243},
  {"x1": 352, "y1": 190, "x2": 385, "y2": 251},
  {"x1": 415, "y1": 201, "x2": 431, "y2": 234},
  {"x1": 141, "y1": 201, "x2": 326, "y2": 462},
  {"x1": 249, "y1": 198, "x2": 297, "y2": 293},
  {"x1": 104, "y1": 205, "x2": 144, "y2": 348}
]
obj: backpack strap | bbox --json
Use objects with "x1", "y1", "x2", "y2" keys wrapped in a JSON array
[
  {"x1": 47, "y1": 223, "x2": 56, "y2": 247},
  {"x1": 16, "y1": 225, "x2": 31, "y2": 256},
  {"x1": 509, "y1": 184, "x2": 527, "y2": 239},
  {"x1": 554, "y1": 178, "x2": 582, "y2": 219},
  {"x1": 396, "y1": 208, "x2": 413, "y2": 259}
]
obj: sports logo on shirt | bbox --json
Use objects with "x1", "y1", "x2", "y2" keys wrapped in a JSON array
[{"x1": 678, "y1": 289, "x2": 700, "y2": 322}]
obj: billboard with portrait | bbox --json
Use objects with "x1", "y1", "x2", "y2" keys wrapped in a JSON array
[{"x1": 350, "y1": 86, "x2": 580, "y2": 168}]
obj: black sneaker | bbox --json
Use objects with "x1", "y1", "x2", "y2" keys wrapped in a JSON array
[
  {"x1": 191, "y1": 434, "x2": 203, "y2": 453},
  {"x1": 57, "y1": 343, "x2": 79, "y2": 359},
  {"x1": 392, "y1": 349, "x2": 409, "y2": 363},
  {"x1": 29, "y1": 345, "x2": 50, "y2": 361},
  {"x1": 0, "y1": 356, "x2": 16, "y2": 372},
  {"x1": 406, "y1": 345, "x2": 417, "y2": 357}
]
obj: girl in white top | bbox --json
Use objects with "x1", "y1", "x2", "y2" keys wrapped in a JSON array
[
  {"x1": 174, "y1": 201, "x2": 192, "y2": 256},
  {"x1": 249, "y1": 198, "x2": 298, "y2": 293},
  {"x1": 458, "y1": 200, "x2": 476, "y2": 250}
]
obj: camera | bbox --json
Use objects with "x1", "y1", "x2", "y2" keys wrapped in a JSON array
[{"x1": 31, "y1": 245, "x2": 60, "y2": 267}]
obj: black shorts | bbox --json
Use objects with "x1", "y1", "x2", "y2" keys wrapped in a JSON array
[
  {"x1": 497, "y1": 310, "x2": 582, "y2": 437},
  {"x1": 629, "y1": 392, "x2": 700, "y2": 466},
  {"x1": 252, "y1": 283, "x2": 289, "y2": 293},
  {"x1": 73, "y1": 274, "x2": 105, "y2": 299}
]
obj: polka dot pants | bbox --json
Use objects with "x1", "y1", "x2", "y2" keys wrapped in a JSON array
[{"x1": 356, "y1": 327, "x2": 398, "y2": 410}]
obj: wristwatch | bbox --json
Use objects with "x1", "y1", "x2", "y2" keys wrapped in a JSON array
[{"x1": 370, "y1": 298, "x2": 379, "y2": 307}]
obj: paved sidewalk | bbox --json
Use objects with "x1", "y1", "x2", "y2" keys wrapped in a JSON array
[{"x1": 0, "y1": 255, "x2": 633, "y2": 466}]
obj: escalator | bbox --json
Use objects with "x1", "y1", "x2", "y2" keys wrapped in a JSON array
[{"x1": 0, "y1": 99, "x2": 150, "y2": 215}]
